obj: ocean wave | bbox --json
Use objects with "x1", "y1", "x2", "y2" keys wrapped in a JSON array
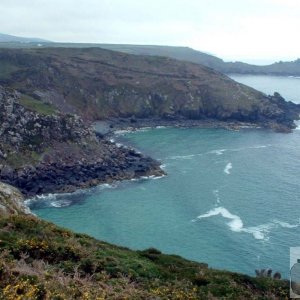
[
  {"x1": 224, "y1": 162, "x2": 232, "y2": 175},
  {"x1": 25, "y1": 183, "x2": 116, "y2": 209},
  {"x1": 50, "y1": 200, "x2": 72, "y2": 208},
  {"x1": 273, "y1": 220, "x2": 299, "y2": 228},
  {"x1": 141, "y1": 174, "x2": 166, "y2": 180},
  {"x1": 208, "y1": 145, "x2": 272, "y2": 156},
  {"x1": 193, "y1": 206, "x2": 299, "y2": 240}
]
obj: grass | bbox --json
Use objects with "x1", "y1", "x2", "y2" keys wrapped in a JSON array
[
  {"x1": 19, "y1": 95, "x2": 57, "y2": 115},
  {"x1": 0, "y1": 215, "x2": 289, "y2": 299},
  {"x1": 0, "y1": 62, "x2": 20, "y2": 79},
  {"x1": 5, "y1": 150, "x2": 41, "y2": 168}
]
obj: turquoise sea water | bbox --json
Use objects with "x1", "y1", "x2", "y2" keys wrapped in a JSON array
[{"x1": 30, "y1": 76, "x2": 300, "y2": 278}]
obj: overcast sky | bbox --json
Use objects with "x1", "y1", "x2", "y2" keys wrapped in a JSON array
[{"x1": 1, "y1": 0, "x2": 299, "y2": 63}]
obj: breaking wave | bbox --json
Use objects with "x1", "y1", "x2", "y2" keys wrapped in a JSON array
[
  {"x1": 224, "y1": 162, "x2": 232, "y2": 175},
  {"x1": 193, "y1": 206, "x2": 299, "y2": 240},
  {"x1": 208, "y1": 144, "x2": 272, "y2": 156},
  {"x1": 25, "y1": 183, "x2": 116, "y2": 209}
]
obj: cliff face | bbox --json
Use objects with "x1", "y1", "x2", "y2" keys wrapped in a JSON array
[
  {"x1": 0, "y1": 86, "x2": 96, "y2": 159},
  {"x1": 0, "y1": 181, "x2": 31, "y2": 216},
  {"x1": 0, "y1": 48, "x2": 299, "y2": 131},
  {"x1": 0, "y1": 86, "x2": 163, "y2": 196}
]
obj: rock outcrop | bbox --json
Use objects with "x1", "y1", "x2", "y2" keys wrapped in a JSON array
[
  {"x1": 0, "y1": 86, "x2": 96, "y2": 158},
  {"x1": 0, "y1": 86, "x2": 163, "y2": 196},
  {"x1": 0, "y1": 181, "x2": 31, "y2": 215}
]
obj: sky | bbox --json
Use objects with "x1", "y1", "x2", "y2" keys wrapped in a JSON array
[{"x1": 0, "y1": 0, "x2": 300, "y2": 63}]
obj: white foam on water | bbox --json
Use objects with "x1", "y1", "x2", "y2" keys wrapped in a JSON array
[
  {"x1": 197, "y1": 206, "x2": 243, "y2": 231},
  {"x1": 50, "y1": 200, "x2": 72, "y2": 208},
  {"x1": 209, "y1": 149, "x2": 227, "y2": 155},
  {"x1": 114, "y1": 129, "x2": 133, "y2": 136},
  {"x1": 153, "y1": 175, "x2": 166, "y2": 180},
  {"x1": 224, "y1": 162, "x2": 232, "y2": 175},
  {"x1": 295, "y1": 120, "x2": 300, "y2": 130},
  {"x1": 160, "y1": 164, "x2": 167, "y2": 170},
  {"x1": 141, "y1": 174, "x2": 166, "y2": 180},
  {"x1": 25, "y1": 193, "x2": 58, "y2": 206},
  {"x1": 250, "y1": 145, "x2": 267, "y2": 149},
  {"x1": 130, "y1": 178, "x2": 139, "y2": 182},
  {"x1": 98, "y1": 183, "x2": 115, "y2": 190},
  {"x1": 136, "y1": 127, "x2": 151, "y2": 132},
  {"x1": 168, "y1": 154, "x2": 196, "y2": 160},
  {"x1": 208, "y1": 145, "x2": 271, "y2": 156},
  {"x1": 194, "y1": 206, "x2": 299, "y2": 241},
  {"x1": 273, "y1": 220, "x2": 299, "y2": 228},
  {"x1": 242, "y1": 224, "x2": 274, "y2": 240}
]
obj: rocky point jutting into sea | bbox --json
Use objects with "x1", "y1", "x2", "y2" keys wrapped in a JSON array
[{"x1": 0, "y1": 86, "x2": 163, "y2": 197}]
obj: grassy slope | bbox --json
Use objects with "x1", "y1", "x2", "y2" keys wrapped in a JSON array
[
  {"x1": 19, "y1": 95, "x2": 57, "y2": 115},
  {"x1": 0, "y1": 215, "x2": 288, "y2": 299},
  {"x1": 0, "y1": 48, "x2": 280, "y2": 123},
  {"x1": 0, "y1": 42, "x2": 299, "y2": 76}
]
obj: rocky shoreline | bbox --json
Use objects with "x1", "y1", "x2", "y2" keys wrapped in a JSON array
[
  {"x1": 0, "y1": 140, "x2": 164, "y2": 198},
  {"x1": 0, "y1": 81, "x2": 299, "y2": 199},
  {"x1": 0, "y1": 86, "x2": 164, "y2": 198},
  {"x1": 95, "y1": 116, "x2": 295, "y2": 137}
]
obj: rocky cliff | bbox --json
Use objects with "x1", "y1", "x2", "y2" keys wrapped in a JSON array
[
  {"x1": 0, "y1": 48, "x2": 299, "y2": 132},
  {"x1": 0, "y1": 181, "x2": 31, "y2": 215},
  {"x1": 0, "y1": 86, "x2": 163, "y2": 196}
]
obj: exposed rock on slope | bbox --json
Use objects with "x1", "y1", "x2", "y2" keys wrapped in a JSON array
[
  {"x1": 0, "y1": 181, "x2": 31, "y2": 215},
  {"x1": 0, "y1": 86, "x2": 163, "y2": 196},
  {"x1": 0, "y1": 48, "x2": 299, "y2": 131}
]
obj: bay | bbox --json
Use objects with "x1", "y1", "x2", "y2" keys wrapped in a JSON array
[{"x1": 30, "y1": 75, "x2": 300, "y2": 278}]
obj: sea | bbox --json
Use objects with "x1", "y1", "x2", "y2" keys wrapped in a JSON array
[{"x1": 28, "y1": 75, "x2": 300, "y2": 278}]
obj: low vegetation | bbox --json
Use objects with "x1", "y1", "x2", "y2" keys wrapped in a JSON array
[
  {"x1": 0, "y1": 47, "x2": 299, "y2": 132},
  {"x1": 19, "y1": 95, "x2": 57, "y2": 115},
  {"x1": 0, "y1": 215, "x2": 289, "y2": 299}
]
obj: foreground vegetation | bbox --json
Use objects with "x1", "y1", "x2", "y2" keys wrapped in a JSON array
[{"x1": 0, "y1": 215, "x2": 289, "y2": 299}]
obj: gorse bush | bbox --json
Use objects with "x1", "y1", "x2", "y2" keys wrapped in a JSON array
[{"x1": 0, "y1": 215, "x2": 289, "y2": 299}]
